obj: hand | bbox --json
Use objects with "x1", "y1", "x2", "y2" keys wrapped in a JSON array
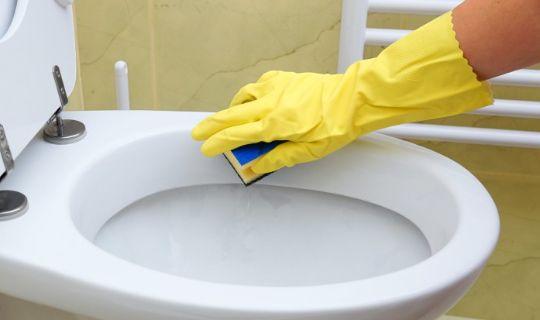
[{"x1": 192, "y1": 70, "x2": 360, "y2": 174}]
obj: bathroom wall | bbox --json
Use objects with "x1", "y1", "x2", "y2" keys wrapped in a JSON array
[
  {"x1": 66, "y1": 1, "x2": 540, "y2": 319},
  {"x1": 67, "y1": 0, "x2": 341, "y2": 111}
]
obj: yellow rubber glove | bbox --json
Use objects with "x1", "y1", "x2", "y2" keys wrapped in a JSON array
[{"x1": 192, "y1": 12, "x2": 493, "y2": 174}]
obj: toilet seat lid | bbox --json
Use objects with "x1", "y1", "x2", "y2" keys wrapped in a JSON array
[{"x1": 0, "y1": 0, "x2": 76, "y2": 177}]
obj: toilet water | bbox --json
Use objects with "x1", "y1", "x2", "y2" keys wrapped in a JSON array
[{"x1": 95, "y1": 184, "x2": 431, "y2": 286}]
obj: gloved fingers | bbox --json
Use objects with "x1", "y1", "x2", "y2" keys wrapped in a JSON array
[
  {"x1": 200, "y1": 121, "x2": 268, "y2": 157},
  {"x1": 192, "y1": 99, "x2": 269, "y2": 141},
  {"x1": 257, "y1": 70, "x2": 281, "y2": 83},
  {"x1": 250, "y1": 141, "x2": 322, "y2": 174},
  {"x1": 229, "y1": 82, "x2": 268, "y2": 106},
  {"x1": 229, "y1": 71, "x2": 288, "y2": 106}
]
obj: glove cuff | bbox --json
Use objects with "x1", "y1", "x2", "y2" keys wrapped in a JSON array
[{"x1": 350, "y1": 11, "x2": 494, "y2": 133}]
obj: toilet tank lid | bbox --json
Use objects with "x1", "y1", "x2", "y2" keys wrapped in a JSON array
[{"x1": 0, "y1": 0, "x2": 77, "y2": 178}]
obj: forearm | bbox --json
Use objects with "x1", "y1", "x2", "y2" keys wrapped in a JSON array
[{"x1": 453, "y1": 0, "x2": 540, "y2": 80}]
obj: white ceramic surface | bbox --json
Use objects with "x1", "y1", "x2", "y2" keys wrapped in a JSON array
[
  {"x1": 0, "y1": 111, "x2": 499, "y2": 320},
  {"x1": 0, "y1": 294, "x2": 478, "y2": 320},
  {"x1": 0, "y1": 0, "x2": 17, "y2": 37},
  {"x1": 0, "y1": 0, "x2": 76, "y2": 175},
  {"x1": 0, "y1": 294, "x2": 477, "y2": 320}
]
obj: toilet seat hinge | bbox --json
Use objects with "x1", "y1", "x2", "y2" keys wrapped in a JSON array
[
  {"x1": 0, "y1": 124, "x2": 14, "y2": 173},
  {"x1": 53, "y1": 64, "x2": 69, "y2": 113},
  {"x1": 43, "y1": 66, "x2": 86, "y2": 145},
  {"x1": 0, "y1": 125, "x2": 28, "y2": 220}
]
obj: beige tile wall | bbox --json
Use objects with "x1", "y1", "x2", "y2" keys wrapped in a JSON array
[
  {"x1": 68, "y1": 0, "x2": 341, "y2": 111},
  {"x1": 67, "y1": 1, "x2": 540, "y2": 319}
]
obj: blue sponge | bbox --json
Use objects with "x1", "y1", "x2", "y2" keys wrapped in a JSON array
[
  {"x1": 224, "y1": 141, "x2": 283, "y2": 186},
  {"x1": 231, "y1": 141, "x2": 283, "y2": 166}
]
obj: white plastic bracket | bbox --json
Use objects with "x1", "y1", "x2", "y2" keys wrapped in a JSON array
[{"x1": 115, "y1": 61, "x2": 131, "y2": 110}]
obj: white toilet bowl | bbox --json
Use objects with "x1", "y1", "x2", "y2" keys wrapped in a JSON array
[{"x1": 0, "y1": 111, "x2": 499, "y2": 320}]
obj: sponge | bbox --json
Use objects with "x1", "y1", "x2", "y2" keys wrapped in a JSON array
[{"x1": 223, "y1": 141, "x2": 282, "y2": 186}]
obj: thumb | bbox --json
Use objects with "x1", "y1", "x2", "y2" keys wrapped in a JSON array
[{"x1": 251, "y1": 141, "x2": 322, "y2": 174}]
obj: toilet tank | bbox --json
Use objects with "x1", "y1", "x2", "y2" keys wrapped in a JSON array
[{"x1": 0, "y1": 0, "x2": 76, "y2": 177}]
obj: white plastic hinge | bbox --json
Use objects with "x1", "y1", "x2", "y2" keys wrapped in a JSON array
[{"x1": 55, "y1": 0, "x2": 74, "y2": 8}]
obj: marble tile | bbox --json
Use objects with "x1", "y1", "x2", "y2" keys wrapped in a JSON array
[
  {"x1": 66, "y1": 74, "x2": 85, "y2": 111},
  {"x1": 74, "y1": 0, "x2": 155, "y2": 109},
  {"x1": 0, "y1": 293, "x2": 94, "y2": 320},
  {"x1": 367, "y1": 12, "x2": 436, "y2": 30},
  {"x1": 152, "y1": 0, "x2": 341, "y2": 111}
]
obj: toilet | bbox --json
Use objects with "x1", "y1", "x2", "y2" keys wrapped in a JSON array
[{"x1": 0, "y1": 1, "x2": 499, "y2": 320}]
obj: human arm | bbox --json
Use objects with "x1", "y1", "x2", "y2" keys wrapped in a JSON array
[{"x1": 453, "y1": 0, "x2": 540, "y2": 80}]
